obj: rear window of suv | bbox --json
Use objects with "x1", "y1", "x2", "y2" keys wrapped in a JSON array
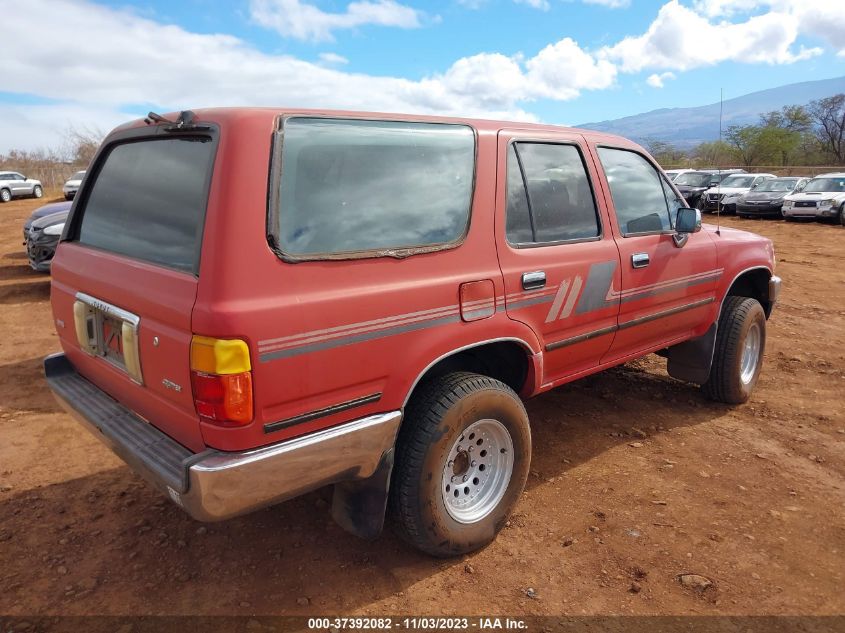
[
  {"x1": 273, "y1": 117, "x2": 475, "y2": 258},
  {"x1": 75, "y1": 136, "x2": 215, "y2": 274}
]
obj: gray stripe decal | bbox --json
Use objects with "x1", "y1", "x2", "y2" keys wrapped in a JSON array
[
  {"x1": 264, "y1": 393, "x2": 382, "y2": 434},
  {"x1": 545, "y1": 297, "x2": 714, "y2": 352},
  {"x1": 575, "y1": 260, "x2": 619, "y2": 315},
  {"x1": 260, "y1": 313, "x2": 462, "y2": 361},
  {"x1": 508, "y1": 293, "x2": 556, "y2": 311},
  {"x1": 619, "y1": 273, "x2": 721, "y2": 304}
]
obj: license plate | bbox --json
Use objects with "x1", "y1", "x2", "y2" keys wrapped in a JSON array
[{"x1": 73, "y1": 293, "x2": 143, "y2": 384}]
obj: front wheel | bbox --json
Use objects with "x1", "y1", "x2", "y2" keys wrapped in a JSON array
[
  {"x1": 390, "y1": 372, "x2": 531, "y2": 557},
  {"x1": 702, "y1": 296, "x2": 766, "y2": 404},
  {"x1": 32, "y1": 185, "x2": 43, "y2": 199},
  {"x1": 839, "y1": 204, "x2": 845, "y2": 226}
]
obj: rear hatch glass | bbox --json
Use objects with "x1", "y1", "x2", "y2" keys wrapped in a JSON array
[{"x1": 77, "y1": 136, "x2": 214, "y2": 274}]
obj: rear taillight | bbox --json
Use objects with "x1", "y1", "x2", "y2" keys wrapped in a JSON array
[{"x1": 190, "y1": 336, "x2": 253, "y2": 427}]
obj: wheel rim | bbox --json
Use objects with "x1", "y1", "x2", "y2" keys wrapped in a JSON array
[
  {"x1": 740, "y1": 323, "x2": 761, "y2": 385},
  {"x1": 34, "y1": 187, "x2": 42, "y2": 198},
  {"x1": 1, "y1": 191, "x2": 9, "y2": 202},
  {"x1": 441, "y1": 418, "x2": 514, "y2": 524}
]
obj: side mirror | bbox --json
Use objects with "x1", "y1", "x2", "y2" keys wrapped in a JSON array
[{"x1": 676, "y1": 207, "x2": 701, "y2": 234}]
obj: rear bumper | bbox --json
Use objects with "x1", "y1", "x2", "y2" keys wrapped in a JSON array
[{"x1": 45, "y1": 353, "x2": 401, "y2": 522}]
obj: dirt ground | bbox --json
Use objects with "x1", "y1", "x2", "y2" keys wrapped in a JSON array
[{"x1": 1, "y1": 193, "x2": 843, "y2": 618}]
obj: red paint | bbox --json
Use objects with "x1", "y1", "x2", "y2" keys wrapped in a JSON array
[{"x1": 50, "y1": 108, "x2": 776, "y2": 454}]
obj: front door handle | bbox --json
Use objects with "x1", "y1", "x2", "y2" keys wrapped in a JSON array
[
  {"x1": 522, "y1": 271, "x2": 546, "y2": 290},
  {"x1": 631, "y1": 253, "x2": 650, "y2": 269}
]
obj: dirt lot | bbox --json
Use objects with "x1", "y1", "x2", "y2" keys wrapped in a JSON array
[{"x1": 1, "y1": 194, "x2": 843, "y2": 618}]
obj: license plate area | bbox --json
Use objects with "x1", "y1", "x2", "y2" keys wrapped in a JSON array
[{"x1": 73, "y1": 292, "x2": 143, "y2": 384}]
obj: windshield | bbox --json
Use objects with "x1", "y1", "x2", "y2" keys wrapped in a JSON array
[
  {"x1": 718, "y1": 175, "x2": 756, "y2": 188},
  {"x1": 70, "y1": 171, "x2": 86, "y2": 180},
  {"x1": 674, "y1": 172, "x2": 712, "y2": 186},
  {"x1": 802, "y1": 177, "x2": 845, "y2": 193},
  {"x1": 755, "y1": 179, "x2": 798, "y2": 192}
]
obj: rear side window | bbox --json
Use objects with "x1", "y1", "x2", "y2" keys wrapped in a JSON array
[
  {"x1": 597, "y1": 147, "x2": 672, "y2": 235},
  {"x1": 76, "y1": 137, "x2": 214, "y2": 274},
  {"x1": 274, "y1": 117, "x2": 475, "y2": 257},
  {"x1": 506, "y1": 142, "x2": 600, "y2": 245}
]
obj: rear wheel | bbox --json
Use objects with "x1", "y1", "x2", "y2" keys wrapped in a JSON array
[
  {"x1": 32, "y1": 185, "x2": 43, "y2": 199},
  {"x1": 702, "y1": 296, "x2": 766, "y2": 404},
  {"x1": 0, "y1": 188, "x2": 10, "y2": 203},
  {"x1": 390, "y1": 372, "x2": 531, "y2": 557}
]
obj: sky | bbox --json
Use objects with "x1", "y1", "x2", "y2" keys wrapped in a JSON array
[{"x1": 1, "y1": 0, "x2": 844, "y2": 153}]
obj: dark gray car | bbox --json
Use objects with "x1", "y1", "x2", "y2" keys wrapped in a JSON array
[
  {"x1": 26, "y1": 208, "x2": 69, "y2": 272},
  {"x1": 736, "y1": 177, "x2": 810, "y2": 218}
]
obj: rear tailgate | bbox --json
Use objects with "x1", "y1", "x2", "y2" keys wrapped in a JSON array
[{"x1": 50, "y1": 127, "x2": 217, "y2": 453}]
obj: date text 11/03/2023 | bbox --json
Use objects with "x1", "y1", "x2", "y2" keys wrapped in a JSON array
[{"x1": 307, "y1": 617, "x2": 528, "y2": 630}]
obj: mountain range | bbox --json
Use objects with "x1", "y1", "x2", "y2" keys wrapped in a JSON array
[{"x1": 579, "y1": 75, "x2": 845, "y2": 148}]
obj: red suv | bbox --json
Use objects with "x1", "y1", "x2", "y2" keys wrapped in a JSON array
[{"x1": 45, "y1": 109, "x2": 780, "y2": 556}]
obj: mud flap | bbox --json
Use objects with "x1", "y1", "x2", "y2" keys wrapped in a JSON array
[
  {"x1": 667, "y1": 322, "x2": 717, "y2": 384},
  {"x1": 331, "y1": 448, "x2": 395, "y2": 540}
]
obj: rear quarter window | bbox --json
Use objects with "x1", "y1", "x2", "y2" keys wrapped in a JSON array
[
  {"x1": 74, "y1": 136, "x2": 215, "y2": 274},
  {"x1": 272, "y1": 117, "x2": 476, "y2": 259}
]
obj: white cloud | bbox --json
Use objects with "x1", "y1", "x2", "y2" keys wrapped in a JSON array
[
  {"x1": 0, "y1": 0, "x2": 617, "y2": 152},
  {"x1": 514, "y1": 0, "x2": 551, "y2": 10},
  {"x1": 600, "y1": 0, "x2": 822, "y2": 73},
  {"x1": 646, "y1": 71, "x2": 675, "y2": 88},
  {"x1": 318, "y1": 52, "x2": 349, "y2": 65},
  {"x1": 249, "y1": 0, "x2": 425, "y2": 42}
]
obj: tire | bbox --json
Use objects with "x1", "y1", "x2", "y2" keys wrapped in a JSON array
[
  {"x1": 839, "y1": 204, "x2": 845, "y2": 227},
  {"x1": 702, "y1": 296, "x2": 766, "y2": 404},
  {"x1": 64, "y1": 194, "x2": 73, "y2": 201},
  {"x1": 32, "y1": 185, "x2": 43, "y2": 199},
  {"x1": 390, "y1": 372, "x2": 531, "y2": 557}
]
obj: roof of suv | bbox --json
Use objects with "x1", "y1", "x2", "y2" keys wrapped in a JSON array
[{"x1": 117, "y1": 107, "x2": 640, "y2": 148}]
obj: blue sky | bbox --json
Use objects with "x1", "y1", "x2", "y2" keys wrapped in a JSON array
[{"x1": 1, "y1": 0, "x2": 843, "y2": 152}]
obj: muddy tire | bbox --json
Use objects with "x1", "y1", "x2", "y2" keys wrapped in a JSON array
[
  {"x1": 390, "y1": 372, "x2": 531, "y2": 557},
  {"x1": 702, "y1": 296, "x2": 766, "y2": 404}
]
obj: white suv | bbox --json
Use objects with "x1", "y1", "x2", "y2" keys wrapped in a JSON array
[
  {"x1": 0, "y1": 171, "x2": 43, "y2": 203},
  {"x1": 700, "y1": 173, "x2": 776, "y2": 213},
  {"x1": 782, "y1": 173, "x2": 845, "y2": 222}
]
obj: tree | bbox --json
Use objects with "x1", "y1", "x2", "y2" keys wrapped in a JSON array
[
  {"x1": 642, "y1": 138, "x2": 687, "y2": 165},
  {"x1": 724, "y1": 125, "x2": 768, "y2": 166},
  {"x1": 809, "y1": 94, "x2": 845, "y2": 164},
  {"x1": 692, "y1": 140, "x2": 736, "y2": 167}
]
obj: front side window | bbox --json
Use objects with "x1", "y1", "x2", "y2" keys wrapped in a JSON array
[
  {"x1": 506, "y1": 142, "x2": 600, "y2": 245},
  {"x1": 597, "y1": 147, "x2": 672, "y2": 235},
  {"x1": 275, "y1": 118, "x2": 475, "y2": 257}
]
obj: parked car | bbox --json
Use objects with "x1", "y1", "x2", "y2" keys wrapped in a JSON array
[
  {"x1": 664, "y1": 168, "x2": 695, "y2": 182},
  {"x1": 0, "y1": 171, "x2": 43, "y2": 202},
  {"x1": 736, "y1": 177, "x2": 810, "y2": 219},
  {"x1": 673, "y1": 170, "x2": 745, "y2": 207},
  {"x1": 700, "y1": 173, "x2": 777, "y2": 214},
  {"x1": 23, "y1": 200, "x2": 72, "y2": 242},
  {"x1": 63, "y1": 170, "x2": 86, "y2": 200},
  {"x1": 782, "y1": 173, "x2": 845, "y2": 222},
  {"x1": 26, "y1": 209, "x2": 69, "y2": 272},
  {"x1": 44, "y1": 108, "x2": 780, "y2": 556}
]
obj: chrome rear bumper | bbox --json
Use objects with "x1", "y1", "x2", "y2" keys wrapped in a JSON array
[{"x1": 45, "y1": 353, "x2": 401, "y2": 522}]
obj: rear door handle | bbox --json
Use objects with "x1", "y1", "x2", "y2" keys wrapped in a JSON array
[
  {"x1": 631, "y1": 253, "x2": 650, "y2": 269},
  {"x1": 522, "y1": 271, "x2": 546, "y2": 290}
]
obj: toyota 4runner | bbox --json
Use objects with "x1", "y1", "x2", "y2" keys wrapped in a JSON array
[{"x1": 45, "y1": 109, "x2": 781, "y2": 556}]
